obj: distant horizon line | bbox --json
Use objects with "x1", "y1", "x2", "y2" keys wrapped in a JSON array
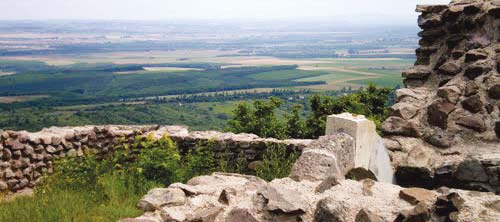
[{"x1": 0, "y1": 18, "x2": 418, "y2": 26}]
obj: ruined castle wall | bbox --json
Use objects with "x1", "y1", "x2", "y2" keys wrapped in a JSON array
[
  {"x1": 0, "y1": 125, "x2": 312, "y2": 192},
  {"x1": 382, "y1": 0, "x2": 500, "y2": 193}
]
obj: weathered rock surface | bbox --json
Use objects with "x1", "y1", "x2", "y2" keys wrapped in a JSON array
[
  {"x1": 126, "y1": 172, "x2": 500, "y2": 222},
  {"x1": 382, "y1": 0, "x2": 500, "y2": 193}
]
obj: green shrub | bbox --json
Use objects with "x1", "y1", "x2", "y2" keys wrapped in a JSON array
[
  {"x1": 182, "y1": 140, "x2": 217, "y2": 179},
  {"x1": 256, "y1": 144, "x2": 299, "y2": 181}
]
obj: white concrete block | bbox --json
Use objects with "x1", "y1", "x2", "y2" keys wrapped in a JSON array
[
  {"x1": 326, "y1": 113, "x2": 394, "y2": 183},
  {"x1": 326, "y1": 113, "x2": 376, "y2": 169}
]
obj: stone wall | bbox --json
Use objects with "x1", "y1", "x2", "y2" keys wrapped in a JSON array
[
  {"x1": 382, "y1": 0, "x2": 500, "y2": 193},
  {"x1": 0, "y1": 125, "x2": 312, "y2": 192}
]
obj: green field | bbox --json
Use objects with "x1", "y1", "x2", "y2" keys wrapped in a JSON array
[{"x1": 250, "y1": 69, "x2": 326, "y2": 81}]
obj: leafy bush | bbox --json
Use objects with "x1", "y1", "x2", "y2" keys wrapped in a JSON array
[
  {"x1": 256, "y1": 144, "x2": 299, "y2": 181},
  {"x1": 182, "y1": 140, "x2": 218, "y2": 179},
  {"x1": 227, "y1": 84, "x2": 391, "y2": 139}
]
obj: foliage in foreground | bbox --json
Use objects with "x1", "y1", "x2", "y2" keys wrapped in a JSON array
[
  {"x1": 227, "y1": 83, "x2": 392, "y2": 139},
  {"x1": 0, "y1": 135, "x2": 298, "y2": 222}
]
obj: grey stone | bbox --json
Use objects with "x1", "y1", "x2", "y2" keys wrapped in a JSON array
[
  {"x1": 454, "y1": 159, "x2": 489, "y2": 182},
  {"x1": 314, "y1": 197, "x2": 349, "y2": 222},
  {"x1": 225, "y1": 208, "x2": 259, "y2": 222},
  {"x1": 438, "y1": 61, "x2": 462, "y2": 76},
  {"x1": 137, "y1": 188, "x2": 186, "y2": 212},
  {"x1": 402, "y1": 67, "x2": 432, "y2": 80},
  {"x1": 315, "y1": 175, "x2": 343, "y2": 193},
  {"x1": 290, "y1": 149, "x2": 342, "y2": 182},
  {"x1": 258, "y1": 184, "x2": 307, "y2": 214}
]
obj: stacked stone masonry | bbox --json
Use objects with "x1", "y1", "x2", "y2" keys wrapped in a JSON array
[
  {"x1": 382, "y1": 0, "x2": 500, "y2": 193},
  {"x1": 0, "y1": 125, "x2": 312, "y2": 192}
]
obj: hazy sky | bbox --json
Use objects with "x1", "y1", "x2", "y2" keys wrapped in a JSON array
[{"x1": 2, "y1": 0, "x2": 451, "y2": 23}]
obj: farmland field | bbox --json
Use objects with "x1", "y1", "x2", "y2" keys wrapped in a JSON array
[{"x1": 0, "y1": 20, "x2": 417, "y2": 131}]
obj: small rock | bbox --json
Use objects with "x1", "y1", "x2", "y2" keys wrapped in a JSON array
[
  {"x1": 399, "y1": 188, "x2": 436, "y2": 205},
  {"x1": 355, "y1": 209, "x2": 385, "y2": 222},
  {"x1": 314, "y1": 197, "x2": 350, "y2": 222},
  {"x1": 0, "y1": 181, "x2": 8, "y2": 190},
  {"x1": 315, "y1": 175, "x2": 343, "y2": 193},
  {"x1": 45, "y1": 145, "x2": 57, "y2": 154},
  {"x1": 461, "y1": 95, "x2": 483, "y2": 113},
  {"x1": 390, "y1": 103, "x2": 419, "y2": 120},
  {"x1": 137, "y1": 188, "x2": 186, "y2": 212},
  {"x1": 402, "y1": 67, "x2": 432, "y2": 80},
  {"x1": 225, "y1": 208, "x2": 259, "y2": 222},
  {"x1": 464, "y1": 63, "x2": 492, "y2": 79},
  {"x1": 425, "y1": 131, "x2": 452, "y2": 148},
  {"x1": 394, "y1": 203, "x2": 431, "y2": 222},
  {"x1": 437, "y1": 86, "x2": 461, "y2": 104},
  {"x1": 382, "y1": 117, "x2": 421, "y2": 137},
  {"x1": 427, "y1": 100, "x2": 456, "y2": 129},
  {"x1": 218, "y1": 188, "x2": 236, "y2": 205},
  {"x1": 247, "y1": 161, "x2": 263, "y2": 171},
  {"x1": 456, "y1": 115, "x2": 487, "y2": 132},
  {"x1": 4, "y1": 168, "x2": 15, "y2": 178},
  {"x1": 418, "y1": 14, "x2": 443, "y2": 29},
  {"x1": 258, "y1": 184, "x2": 307, "y2": 214},
  {"x1": 382, "y1": 138, "x2": 401, "y2": 151},
  {"x1": 438, "y1": 62, "x2": 462, "y2": 76},
  {"x1": 488, "y1": 84, "x2": 500, "y2": 99},
  {"x1": 290, "y1": 149, "x2": 343, "y2": 182},
  {"x1": 188, "y1": 206, "x2": 224, "y2": 222},
  {"x1": 454, "y1": 159, "x2": 489, "y2": 182},
  {"x1": 464, "y1": 81, "x2": 479, "y2": 96},
  {"x1": 465, "y1": 50, "x2": 488, "y2": 63},
  {"x1": 451, "y1": 50, "x2": 464, "y2": 59},
  {"x1": 346, "y1": 168, "x2": 377, "y2": 182},
  {"x1": 5, "y1": 138, "x2": 25, "y2": 150}
]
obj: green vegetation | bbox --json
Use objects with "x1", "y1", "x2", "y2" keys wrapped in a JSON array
[
  {"x1": 249, "y1": 69, "x2": 326, "y2": 80},
  {"x1": 0, "y1": 135, "x2": 300, "y2": 222},
  {"x1": 227, "y1": 83, "x2": 392, "y2": 139},
  {"x1": 256, "y1": 144, "x2": 299, "y2": 181},
  {"x1": 348, "y1": 68, "x2": 403, "y2": 88},
  {"x1": 0, "y1": 61, "x2": 323, "y2": 102}
]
